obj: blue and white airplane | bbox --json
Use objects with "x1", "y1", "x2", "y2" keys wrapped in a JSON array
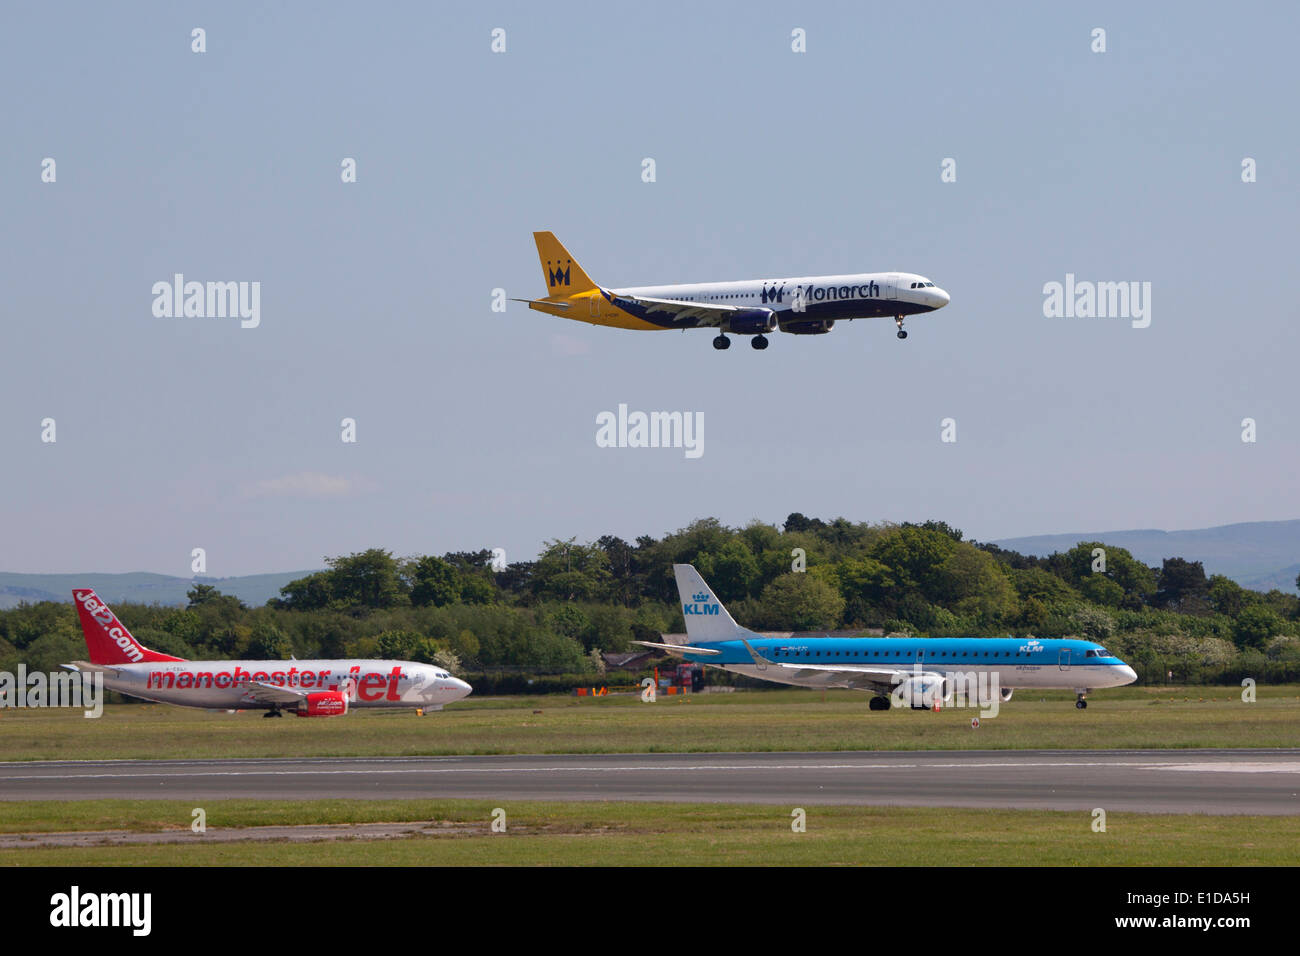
[
  {"x1": 635, "y1": 565, "x2": 1138, "y2": 711},
  {"x1": 516, "y1": 232, "x2": 950, "y2": 350}
]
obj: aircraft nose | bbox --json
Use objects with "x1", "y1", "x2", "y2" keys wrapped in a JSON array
[
  {"x1": 1116, "y1": 665, "x2": 1137, "y2": 686},
  {"x1": 933, "y1": 287, "x2": 950, "y2": 308},
  {"x1": 452, "y1": 677, "x2": 473, "y2": 699}
]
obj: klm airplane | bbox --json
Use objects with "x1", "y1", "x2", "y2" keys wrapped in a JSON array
[
  {"x1": 635, "y1": 565, "x2": 1137, "y2": 710},
  {"x1": 515, "y1": 232, "x2": 950, "y2": 350}
]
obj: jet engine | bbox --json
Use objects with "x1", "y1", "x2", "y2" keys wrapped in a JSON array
[
  {"x1": 781, "y1": 319, "x2": 835, "y2": 334},
  {"x1": 721, "y1": 308, "x2": 778, "y2": 335},
  {"x1": 295, "y1": 691, "x2": 350, "y2": 717},
  {"x1": 892, "y1": 674, "x2": 953, "y2": 710}
]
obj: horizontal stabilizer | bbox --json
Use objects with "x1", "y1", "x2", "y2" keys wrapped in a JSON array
[
  {"x1": 510, "y1": 297, "x2": 571, "y2": 309},
  {"x1": 63, "y1": 661, "x2": 123, "y2": 678},
  {"x1": 632, "y1": 640, "x2": 722, "y2": 657}
]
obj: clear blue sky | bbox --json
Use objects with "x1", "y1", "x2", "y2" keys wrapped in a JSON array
[{"x1": 2, "y1": 1, "x2": 1296, "y2": 575}]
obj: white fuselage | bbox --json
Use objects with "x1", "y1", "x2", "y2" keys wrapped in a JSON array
[
  {"x1": 96, "y1": 659, "x2": 471, "y2": 710},
  {"x1": 618, "y1": 271, "x2": 950, "y2": 321},
  {"x1": 712, "y1": 660, "x2": 1136, "y2": 692}
]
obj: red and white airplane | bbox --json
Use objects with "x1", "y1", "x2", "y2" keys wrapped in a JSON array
[{"x1": 65, "y1": 588, "x2": 472, "y2": 717}]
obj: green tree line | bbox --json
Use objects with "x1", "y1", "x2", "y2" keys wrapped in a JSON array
[{"x1": 3, "y1": 515, "x2": 1299, "y2": 685}]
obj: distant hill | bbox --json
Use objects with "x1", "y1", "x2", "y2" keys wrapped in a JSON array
[
  {"x1": 992, "y1": 519, "x2": 1300, "y2": 594},
  {"x1": 5, "y1": 518, "x2": 1299, "y2": 608},
  {"x1": 0, "y1": 571, "x2": 321, "y2": 610}
]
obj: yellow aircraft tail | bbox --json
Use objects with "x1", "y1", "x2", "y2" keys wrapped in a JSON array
[{"x1": 533, "y1": 232, "x2": 599, "y2": 295}]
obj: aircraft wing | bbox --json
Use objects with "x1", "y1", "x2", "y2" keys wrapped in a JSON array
[
  {"x1": 607, "y1": 294, "x2": 752, "y2": 328},
  {"x1": 235, "y1": 680, "x2": 311, "y2": 706},
  {"x1": 740, "y1": 641, "x2": 911, "y2": 692}
]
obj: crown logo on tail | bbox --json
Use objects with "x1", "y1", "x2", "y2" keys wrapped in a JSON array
[{"x1": 547, "y1": 259, "x2": 571, "y2": 287}]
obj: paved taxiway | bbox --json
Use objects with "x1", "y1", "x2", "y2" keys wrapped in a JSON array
[{"x1": 1, "y1": 750, "x2": 1296, "y2": 814}]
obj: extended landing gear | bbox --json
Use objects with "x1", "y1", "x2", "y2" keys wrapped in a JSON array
[
  {"x1": 751, "y1": 334, "x2": 769, "y2": 350},
  {"x1": 1075, "y1": 691, "x2": 1089, "y2": 710},
  {"x1": 895, "y1": 315, "x2": 908, "y2": 340},
  {"x1": 868, "y1": 695, "x2": 892, "y2": 711},
  {"x1": 263, "y1": 707, "x2": 283, "y2": 718},
  {"x1": 712, "y1": 334, "x2": 731, "y2": 350}
]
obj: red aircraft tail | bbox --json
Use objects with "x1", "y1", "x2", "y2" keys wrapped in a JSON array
[{"x1": 72, "y1": 588, "x2": 186, "y2": 665}]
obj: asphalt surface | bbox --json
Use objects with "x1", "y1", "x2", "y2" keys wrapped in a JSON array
[{"x1": 1, "y1": 749, "x2": 1297, "y2": 814}]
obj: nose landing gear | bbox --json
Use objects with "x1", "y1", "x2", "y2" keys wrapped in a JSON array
[
  {"x1": 895, "y1": 315, "x2": 908, "y2": 339},
  {"x1": 1075, "y1": 691, "x2": 1089, "y2": 710}
]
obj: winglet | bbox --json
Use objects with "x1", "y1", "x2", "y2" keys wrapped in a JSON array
[{"x1": 740, "y1": 639, "x2": 771, "y2": 672}]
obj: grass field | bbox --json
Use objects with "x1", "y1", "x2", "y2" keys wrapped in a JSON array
[
  {"x1": 0, "y1": 799, "x2": 1295, "y2": 866},
  {"x1": 0, "y1": 685, "x2": 1296, "y2": 762}
]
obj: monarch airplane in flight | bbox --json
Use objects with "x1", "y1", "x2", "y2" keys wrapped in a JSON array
[
  {"x1": 635, "y1": 565, "x2": 1137, "y2": 710},
  {"x1": 515, "y1": 232, "x2": 950, "y2": 350},
  {"x1": 64, "y1": 589, "x2": 472, "y2": 717}
]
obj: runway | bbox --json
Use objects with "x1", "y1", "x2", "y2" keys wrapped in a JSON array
[{"x1": 2, "y1": 749, "x2": 1297, "y2": 814}]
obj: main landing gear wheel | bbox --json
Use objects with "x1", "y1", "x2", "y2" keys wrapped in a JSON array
[
  {"x1": 712, "y1": 334, "x2": 731, "y2": 350},
  {"x1": 751, "y1": 334, "x2": 769, "y2": 350},
  {"x1": 263, "y1": 708, "x2": 283, "y2": 718},
  {"x1": 895, "y1": 315, "x2": 907, "y2": 339},
  {"x1": 868, "y1": 695, "x2": 891, "y2": 711}
]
